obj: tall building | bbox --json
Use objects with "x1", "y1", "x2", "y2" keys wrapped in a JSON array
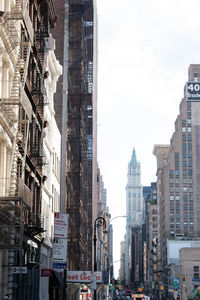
[
  {"x1": 119, "y1": 240, "x2": 126, "y2": 284},
  {"x1": 145, "y1": 183, "x2": 159, "y2": 290},
  {"x1": 52, "y1": 0, "x2": 98, "y2": 275},
  {"x1": 153, "y1": 64, "x2": 200, "y2": 273},
  {"x1": 0, "y1": 0, "x2": 57, "y2": 299},
  {"x1": 96, "y1": 173, "x2": 111, "y2": 299},
  {"x1": 40, "y1": 37, "x2": 62, "y2": 300},
  {"x1": 125, "y1": 148, "x2": 143, "y2": 285}
]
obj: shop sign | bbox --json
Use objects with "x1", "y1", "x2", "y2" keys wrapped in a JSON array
[
  {"x1": 11, "y1": 267, "x2": 27, "y2": 274},
  {"x1": 67, "y1": 271, "x2": 102, "y2": 283},
  {"x1": 41, "y1": 269, "x2": 53, "y2": 277}
]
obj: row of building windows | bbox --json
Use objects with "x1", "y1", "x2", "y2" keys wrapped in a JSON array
[{"x1": 170, "y1": 223, "x2": 194, "y2": 228}]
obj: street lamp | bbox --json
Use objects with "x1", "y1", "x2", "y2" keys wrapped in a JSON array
[
  {"x1": 107, "y1": 215, "x2": 126, "y2": 280},
  {"x1": 93, "y1": 217, "x2": 107, "y2": 300},
  {"x1": 164, "y1": 265, "x2": 176, "y2": 287}
]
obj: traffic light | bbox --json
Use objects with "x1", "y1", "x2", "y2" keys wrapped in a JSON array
[{"x1": 110, "y1": 279, "x2": 113, "y2": 286}]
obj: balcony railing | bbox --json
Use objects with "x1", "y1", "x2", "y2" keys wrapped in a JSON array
[{"x1": 0, "y1": 178, "x2": 32, "y2": 208}]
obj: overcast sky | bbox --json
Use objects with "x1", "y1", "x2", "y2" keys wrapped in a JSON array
[{"x1": 97, "y1": 0, "x2": 200, "y2": 277}]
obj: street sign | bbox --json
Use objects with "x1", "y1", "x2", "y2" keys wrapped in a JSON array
[
  {"x1": 53, "y1": 213, "x2": 68, "y2": 269},
  {"x1": 187, "y1": 82, "x2": 200, "y2": 101},
  {"x1": 11, "y1": 267, "x2": 27, "y2": 274},
  {"x1": 53, "y1": 238, "x2": 67, "y2": 264},
  {"x1": 54, "y1": 213, "x2": 68, "y2": 238},
  {"x1": 52, "y1": 262, "x2": 66, "y2": 269},
  {"x1": 172, "y1": 278, "x2": 179, "y2": 289}
]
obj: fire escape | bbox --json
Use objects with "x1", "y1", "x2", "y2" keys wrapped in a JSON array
[
  {"x1": 67, "y1": 0, "x2": 94, "y2": 271},
  {"x1": 0, "y1": 0, "x2": 57, "y2": 299}
]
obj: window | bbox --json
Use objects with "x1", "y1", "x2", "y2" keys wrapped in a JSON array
[
  {"x1": 189, "y1": 215, "x2": 194, "y2": 221},
  {"x1": 183, "y1": 195, "x2": 187, "y2": 201},
  {"x1": 189, "y1": 204, "x2": 193, "y2": 210},
  {"x1": 175, "y1": 170, "x2": 179, "y2": 175},
  {"x1": 188, "y1": 161, "x2": 193, "y2": 167},
  {"x1": 175, "y1": 161, "x2": 179, "y2": 167},
  {"x1": 194, "y1": 266, "x2": 199, "y2": 272},
  {"x1": 182, "y1": 161, "x2": 187, "y2": 168},
  {"x1": 188, "y1": 169, "x2": 193, "y2": 176},
  {"x1": 182, "y1": 135, "x2": 186, "y2": 142},
  {"x1": 194, "y1": 273, "x2": 199, "y2": 279},
  {"x1": 182, "y1": 143, "x2": 186, "y2": 150},
  {"x1": 182, "y1": 120, "x2": 186, "y2": 126}
]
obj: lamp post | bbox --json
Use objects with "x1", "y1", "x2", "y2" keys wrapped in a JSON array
[
  {"x1": 107, "y1": 216, "x2": 126, "y2": 280},
  {"x1": 93, "y1": 217, "x2": 106, "y2": 300},
  {"x1": 164, "y1": 265, "x2": 176, "y2": 287}
]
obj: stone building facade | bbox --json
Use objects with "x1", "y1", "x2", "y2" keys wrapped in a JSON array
[{"x1": 153, "y1": 64, "x2": 200, "y2": 281}]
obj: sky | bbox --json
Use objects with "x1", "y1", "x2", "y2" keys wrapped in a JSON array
[{"x1": 96, "y1": 0, "x2": 200, "y2": 278}]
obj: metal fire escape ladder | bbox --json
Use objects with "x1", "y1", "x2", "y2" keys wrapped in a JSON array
[{"x1": 9, "y1": 23, "x2": 32, "y2": 196}]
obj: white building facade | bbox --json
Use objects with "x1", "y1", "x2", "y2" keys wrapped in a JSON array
[{"x1": 40, "y1": 36, "x2": 62, "y2": 300}]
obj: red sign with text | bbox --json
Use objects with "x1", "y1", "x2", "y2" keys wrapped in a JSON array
[{"x1": 41, "y1": 269, "x2": 53, "y2": 277}]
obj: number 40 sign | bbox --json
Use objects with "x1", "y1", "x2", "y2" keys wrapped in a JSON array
[{"x1": 187, "y1": 82, "x2": 200, "y2": 101}]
